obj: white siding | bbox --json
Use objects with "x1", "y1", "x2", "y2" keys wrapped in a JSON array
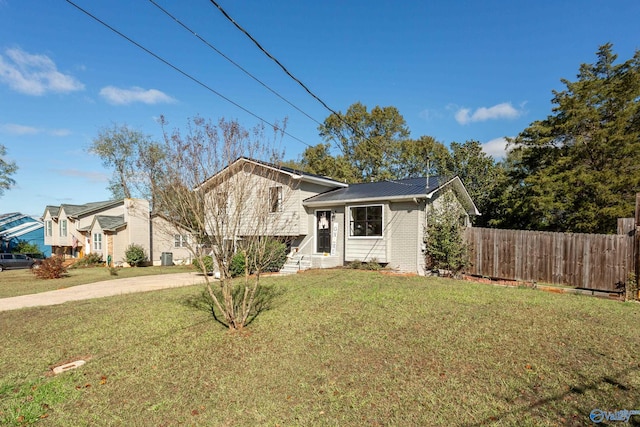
[
  {"x1": 387, "y1": 201, "x2": 423, "y2": 273},
  {"x1": 344, "y1": 204, "x2": 386, "y2": 262},
  {"x1": 123, "y1": 199, "x2": 151, "y2": 259},
  {"x1": 150, "y1": 216, "x2": 193, "y2": 265}
]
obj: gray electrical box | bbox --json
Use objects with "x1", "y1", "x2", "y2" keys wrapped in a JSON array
[{"x1": 160, "y1": 252, "x2": 173, "y2": 266}]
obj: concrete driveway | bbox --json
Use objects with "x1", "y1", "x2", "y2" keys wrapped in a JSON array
[{"x1": 0, "y1": 272, "x2": 210, "y2": 312}]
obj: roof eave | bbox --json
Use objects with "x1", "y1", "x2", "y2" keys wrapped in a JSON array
[
  {"x1": 426, "y1": 176, "x2": 481, "y2": 216},
  {"x1": 303, "y1": 194, "x2": 425, "y2": 207}
]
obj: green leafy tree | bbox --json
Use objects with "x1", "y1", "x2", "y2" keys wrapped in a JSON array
[
  {"x1": 89, "y1": 124, "x2": 163, "y2": 202},
  {"x1": 501, "y1": 44, "x2": 640, "y2": 233},
  {"x1": 397, "y1": 135, "x2": 451, "y2": 179},
  {"x1": 443, "y1": 140, "x2": 504, "y2": 226},
  {"x1": 425, "y1": 191, "x2": 469, "y2": 275},
  {"x1": 318, "y1": 102, "x2": 410, "y2": 182},
  {"x1": 0, "y1": 144, "x2": 17, "y2": 197},
  {"x1": 297, "y1": 143, "x2": 356, "y2": 182},
  {"x1": 11, "y1": 242, "x2": 41, "y2": 256}
]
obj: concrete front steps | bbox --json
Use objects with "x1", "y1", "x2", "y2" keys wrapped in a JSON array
[{"x1": 279, "y1": 255, "x2": 312, "y2": 275}]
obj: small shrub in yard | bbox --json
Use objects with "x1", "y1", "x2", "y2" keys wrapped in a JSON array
[
  {"x1": 70, "y1": 253, "x2": 103, "y2": 268},
  {"x1": 192, "y1": 256, "x2": 214, "y2": 274},
  {"x1": 230, "y1": 252, "x2": 246, "y2": 277},
  {"x1": 32, "y1": 256, "x2": 67, "y2": 279},
  {"x1": 125, "y1": 244, "x2": 148, "y2": 267}
]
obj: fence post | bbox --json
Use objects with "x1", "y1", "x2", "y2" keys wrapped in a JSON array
[{"x1": 634, "y1": 194, "x2": 640, "y2": 300}]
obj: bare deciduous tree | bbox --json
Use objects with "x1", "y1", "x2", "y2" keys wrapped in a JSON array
[{"x1": 155, "y1": 116, "x2": 293, "y2": 330}]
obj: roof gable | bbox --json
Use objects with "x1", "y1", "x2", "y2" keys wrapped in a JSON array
[
  {"x1": 44, "y1": 200, "x2": 124, "y2": 220},
  {"x1": 197, "y1": 157, "x2": 348, "y2": 191},
  {"x1": 90, "y1": 215, "x2": 126, "y2": 232}
]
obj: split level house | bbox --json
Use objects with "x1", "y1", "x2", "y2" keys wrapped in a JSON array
[
  {"x1": 199, "y1": 157, "x2": 480, "y2": 275},
  {"x1": 41, "y1": 157, "x2": 479, "y2": 274},
  {"x1": 42, "y1": 199, "x2": 192, "y2": 266}
]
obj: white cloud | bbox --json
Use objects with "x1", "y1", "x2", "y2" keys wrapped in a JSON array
[
  {"x1": 49, "y1": 128, "x2": 71, "y2": 137},
  {"x1": 0, "y1": 48, "x2": 84, "y2": 95},
  {"x1": 455, "y1": 102, "x2": 523, "y2": 125},
  {"x1": 482, "y1": 137, "x2": 511, "y2": 159},
  {"x1": 1, "y1": 123, "x2": 38, "y2": 135},
  {"x1": 100, "y1": 86, "x2": 176, "y2": 105},
  {"x1": 0, "y1": 123, "x2": 71, "y2": 136},
  {"x1": 56, "y1": 168, "x2": 109, "y2": 183}
]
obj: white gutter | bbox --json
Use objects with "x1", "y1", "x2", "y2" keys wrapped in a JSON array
[{"x1": 303, "y1": 194, "x2": 427, "y2": 207}]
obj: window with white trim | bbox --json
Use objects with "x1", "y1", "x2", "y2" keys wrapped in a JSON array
[
  {"x1": 350, "y1": 205, "x2": 383, "y2": 237},
  {"x1": 215, "y1": 192, "x2": 228, "y2": 215},
  {"x1": 59, "y1": 220, "x2": 67, "y2": 237},
  {"x1": 93, "y1": 233, "x2": 102, "y2": 250},
  {"x1": 269, "y1": 186, "x2": 283, "y2": 213},
  {"x1": 46, "y1": 220, "x2": 52, "y2": 237},
  {"x1": 174, "y1": 234, "x2": 188, "y2": 248}
]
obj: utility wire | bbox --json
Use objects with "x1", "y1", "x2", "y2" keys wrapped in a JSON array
[
  {"x1": 147, "y1": 0, "x2": 322, "y2": 126},
  {"x1": 208, "y1": 0, "x2": 342, "y2": 120},
  {"x1": 64, "y1": 0, "x2": 313, "y2": 148},
  {"x1": 207, "y1": 0, "x2": 393, "y2": 156}
]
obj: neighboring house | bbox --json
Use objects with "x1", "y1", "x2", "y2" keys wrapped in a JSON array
[
  {"x1": 43, "y1": 199, "x2": 151, "y2": 265},
  {"x1": 150, "y1": 213, "x2": 193, "y2": 266},
  {"x1": 0, "y1": 212, "x2": 51, "y2": 257},
  {"x1": 201, "y1": 157, "x2": 479, "y2": 275}
]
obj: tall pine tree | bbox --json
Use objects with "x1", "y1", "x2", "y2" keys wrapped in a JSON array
[{"x1": 501, "y1": 44, "x2": 640, "y2": 233}]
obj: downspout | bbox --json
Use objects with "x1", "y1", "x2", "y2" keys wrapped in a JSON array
[{"x1": 422, "y1": 163, "x2": 430, "y2": 275}]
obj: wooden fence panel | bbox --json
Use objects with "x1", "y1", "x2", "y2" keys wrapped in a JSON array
[{"x1": 463, "y1": 228, "x2": 634, "y2": 292}]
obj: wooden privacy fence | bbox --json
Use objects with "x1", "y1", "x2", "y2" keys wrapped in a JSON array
[{"x1": 463, "y1": 227, "x2": 635, "y2": 292}]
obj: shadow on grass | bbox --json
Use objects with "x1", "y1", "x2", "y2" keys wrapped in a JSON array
[
  {"x1": 181, "y1": 283, "x2": 287, "y2": 329},
  {"x1": 464, "y1": 365, "x2": 640, "y2": 426}
]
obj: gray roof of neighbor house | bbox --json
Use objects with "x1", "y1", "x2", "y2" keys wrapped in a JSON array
[
  {"x1": 303, "y1": 176, "x2": 481, "y2": 215},
  {"x1": 44, "y1": 200, "x2": 123, "y2": 219},
  {"x1": 94, "y1": 215, "x2": 126, "y2": 232}
]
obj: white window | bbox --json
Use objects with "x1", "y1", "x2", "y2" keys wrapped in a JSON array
[
  {"x1": 350, "y1": 205, "x2": 383, "y2": 237},
  {"x1": 59, "y1": 220, "x2": 67, "y2": 237},
  {"x1": 93, "y1": 233, "x2": 102, "y2": 250},
  {"x1": 174, "y1": 235, "x2": 188, "y2": 248},
  {"x1": 46, "y1": 220, "x2": 52, "y2": 237},
  {"x1": 216, "y1": 192, "x2": 228, "y2": 215},
  {"x1": 269, "y1": 186, "x2": 282, "y2": 213}
]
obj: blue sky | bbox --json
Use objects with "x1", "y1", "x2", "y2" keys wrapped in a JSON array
[{"x1": 1, "y1": 0, "x2": 639, "y2": 215}]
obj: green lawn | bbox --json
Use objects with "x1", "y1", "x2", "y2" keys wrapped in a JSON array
[
  {"x1": 1, "y1": 269, "x2": 639, "y2": 426},
  {"x1": 0, "y1": 265, "x2": 194, "y2": 298}
]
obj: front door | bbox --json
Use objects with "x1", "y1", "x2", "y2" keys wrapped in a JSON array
[{"x1": 316, "y1": 210, "x2": 331, "y2": 253}]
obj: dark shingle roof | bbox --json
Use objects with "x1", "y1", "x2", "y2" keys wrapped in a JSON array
[
  {"x1": 304, "y1": 176, "x2": 446, "y2": 204},
  {"x1": 95, "y1": 215, "x2": 126, "y2": 231},
  {"x1": 44, "y1": 200, "x2": 122, "y2": 219}
]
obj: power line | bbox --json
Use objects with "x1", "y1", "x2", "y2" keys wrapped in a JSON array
[
  {"x1": 207, "y1": 0, "x2": 394, "y2": 156},
  {"x1": 64, "y1": 0, "x2": 313, "y2": 149},
  {"x1": 147, "y1": 0, "x2": 322, "y2": 127},
  {"x1": 207, "y1": 0, "x2": 342, "y2": 120}
]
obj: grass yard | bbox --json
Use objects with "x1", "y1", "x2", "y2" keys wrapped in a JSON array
[
  {"x1": 1, "y1": 269, "x2": 640, "y2": 426},
  {"x1": 0, "y1": 265, "x2": 194, "y2": 299}
]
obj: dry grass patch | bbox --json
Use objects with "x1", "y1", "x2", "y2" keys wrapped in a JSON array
[
  {"x1": 1, "y1": 269, "x2": 639, "y2": 426},
  {"x1": 0, "y1": 265, "x2": 194, "y2": 298}
]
